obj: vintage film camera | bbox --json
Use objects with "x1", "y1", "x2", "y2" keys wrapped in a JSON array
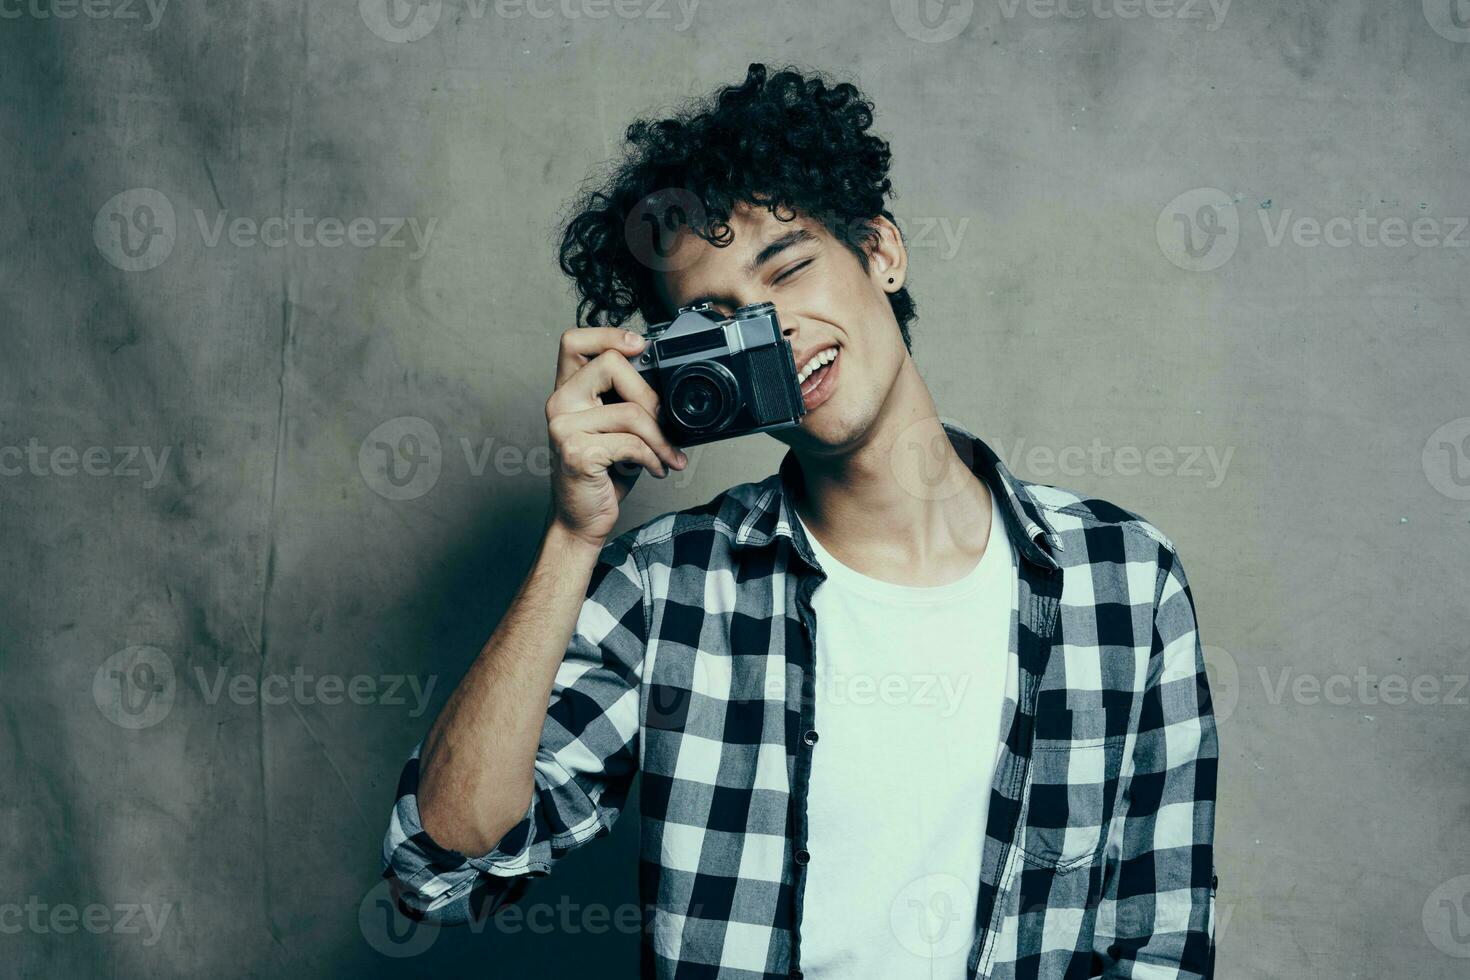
[{"x1": 617, "y1": 301, "x2": 807, "y2": 448}]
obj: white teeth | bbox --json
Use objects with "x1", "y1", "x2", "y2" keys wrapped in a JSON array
[{"x1": 798, "y1": 348, "x2": 838, "y2": 383}]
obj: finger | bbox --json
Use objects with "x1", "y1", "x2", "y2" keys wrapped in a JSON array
[
  {"x1": 574, "y1": 401, "x2": 687, "y2": 471},
  {"x1": 555, "y1": 327, "x2": 647, "y2": 389},
  {"x1": 556, "y1": 348, "x2": 661, "y2": 420},
  {"x1": 564, "y1": 431, "x2": 667, "y2": 480}
]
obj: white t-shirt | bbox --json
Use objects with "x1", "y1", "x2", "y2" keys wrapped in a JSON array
[{"x1": 793, "y1": 494, "x2": 1017, "y2": 980}]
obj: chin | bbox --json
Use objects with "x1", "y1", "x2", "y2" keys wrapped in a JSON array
[{"x1": 787, "y1": 407, "x2": 867, "y2": 454}]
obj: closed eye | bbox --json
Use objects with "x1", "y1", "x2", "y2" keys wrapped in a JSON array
[{"x1": 773, "y1": 258, "x2": 814, "y2": 285}]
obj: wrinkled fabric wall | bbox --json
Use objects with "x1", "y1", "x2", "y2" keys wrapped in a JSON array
[{"x1": 2, "y1": 1, "x2": 1467, "y2": 976}]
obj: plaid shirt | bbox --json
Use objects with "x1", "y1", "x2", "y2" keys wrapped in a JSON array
[{"x1": 382, "y1": 420, "x2": 1219, "y2": 979}]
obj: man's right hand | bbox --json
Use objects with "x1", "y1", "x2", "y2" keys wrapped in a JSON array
[{"x1": 544, "y1": 327, "x2": 688, "y2": 550}]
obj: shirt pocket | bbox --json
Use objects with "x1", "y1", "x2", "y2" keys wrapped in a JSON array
[{"x1": 1016, "y1": 735, "x2": 1127, "y2": 875}]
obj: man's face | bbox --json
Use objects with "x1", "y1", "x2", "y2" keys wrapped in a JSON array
[{"x1": 651, "y1": 202, "x2": 910, "y2": 455}]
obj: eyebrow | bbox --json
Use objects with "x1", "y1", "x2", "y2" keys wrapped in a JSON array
[
  {"x1": 743, "y1": 228, "x2": 818, "y2": 277},
  {"x1": 676, "y1": 227, "x2": 820, "y2": 313}
]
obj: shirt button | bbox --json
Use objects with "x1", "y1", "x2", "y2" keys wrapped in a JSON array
[
  {"x1": 794, "y1": 848, "x2": 810, "y2": 865},
  {"x1": 802, "y1": 730, "x2": 818, "y2": 746}
]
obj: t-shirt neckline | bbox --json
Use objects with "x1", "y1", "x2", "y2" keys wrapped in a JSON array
[{"x1": 794, "y1": 494, "x2": 1010, "y2": 605}]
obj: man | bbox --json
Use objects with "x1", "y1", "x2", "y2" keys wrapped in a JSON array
[{"x1": 381, "y1": 63, "x2": 1218, "y2": 979}]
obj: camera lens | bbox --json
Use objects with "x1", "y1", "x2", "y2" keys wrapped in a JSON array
[
  {"x1": 667, "y1": 362, "x2": 739, "y2": 434},
  {"x1": 733, "y1": 301, "x2": 775, "y2": 320},
  {"x1": 680, "y1": 378, "x2": 716, "y2": 418}
]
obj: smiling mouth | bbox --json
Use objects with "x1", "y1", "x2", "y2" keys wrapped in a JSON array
[
  {"x1": 797, "y1": 346, "x2": 836, "y2": 386},
  {"x1": 798, "y1": 348, "x2": 839, "y2": 410}
]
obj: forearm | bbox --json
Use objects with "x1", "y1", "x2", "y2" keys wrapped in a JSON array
[
  {"x1": 1097, "y1": 545, "x2": 1218, "y2": 976},
  {"x1": 417, "y1": 514, "x2": 605, "y2": 856}
]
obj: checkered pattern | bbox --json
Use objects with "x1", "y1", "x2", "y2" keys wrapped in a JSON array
[{"x1": 382, "y1": 421, "x2": 1219, "y2": 979}]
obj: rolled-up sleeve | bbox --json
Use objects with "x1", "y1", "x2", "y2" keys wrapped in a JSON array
[
  {"x1": 1096, "y1": 543, "x2": 1220, "y2": 978},
  {"x1": 380, "y1": 532, "x2": 649, "y2": 925}
]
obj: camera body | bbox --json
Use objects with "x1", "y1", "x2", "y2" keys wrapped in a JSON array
[{"x1": 622, "y1": 301, "x2": 807, "y2": 448}]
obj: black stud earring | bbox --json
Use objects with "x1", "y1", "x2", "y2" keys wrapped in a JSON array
[{"x1": 887, "y1": 277, "x2": 895, "y2": 284}]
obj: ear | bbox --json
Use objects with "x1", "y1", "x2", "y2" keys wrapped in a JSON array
[{"x1": 864, "y1": 215, "x2": 908, "y2": 293}]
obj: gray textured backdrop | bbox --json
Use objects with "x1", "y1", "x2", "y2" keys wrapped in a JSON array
[{"x1": 3, "y1": 0, "x2": 1468, "y2": 976}]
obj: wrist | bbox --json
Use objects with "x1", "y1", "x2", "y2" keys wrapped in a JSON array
[{"x1": 542, "y1": 517, "x2": 606, "y2": 559}]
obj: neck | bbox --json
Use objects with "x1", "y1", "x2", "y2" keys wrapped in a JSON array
[{"x1": 788, "y1": 359, "x2": 993, "y2": 579}]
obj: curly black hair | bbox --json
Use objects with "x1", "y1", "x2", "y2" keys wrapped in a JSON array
[{"x1": 558, "y1": 63, "x2": 916, "y2": 352}]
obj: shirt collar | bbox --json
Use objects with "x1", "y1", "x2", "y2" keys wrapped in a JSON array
[{"x1": 732, "y1": 419, "x2": 1064, "y2": 570}]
